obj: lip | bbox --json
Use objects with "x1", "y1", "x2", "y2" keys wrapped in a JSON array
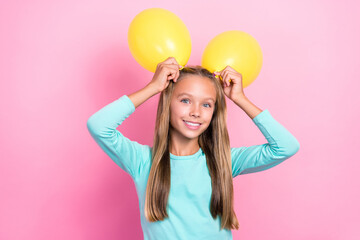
[
  {"x1": 183, "y1": 120, "x2": 201, "y2": 124},
  {"x1": 183, "y1": 120, "x2": 202, "y2": 130}
]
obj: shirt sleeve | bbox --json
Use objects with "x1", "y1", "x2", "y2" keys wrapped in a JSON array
[
  {"x1": 231, "y1": 109, "x2": 300, "y2": 177},
  {"x1": 86, "y1": 95, "x2": 151, "y2": 180}
]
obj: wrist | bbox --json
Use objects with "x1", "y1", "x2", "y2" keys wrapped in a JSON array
[
  {"x1": 233, "y1": 94, "x2": 247, "y2": 105},
  {"x1": 145, "y1": 83, "x2": 161, "y2": 96}
]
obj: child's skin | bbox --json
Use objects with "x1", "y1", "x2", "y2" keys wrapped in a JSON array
[
  {"x1": 128, "y1": 57, "x2": 263, "y2": 155},
  {"x1": 169, "y1": 75, "x2": 215, "y2": 155}
]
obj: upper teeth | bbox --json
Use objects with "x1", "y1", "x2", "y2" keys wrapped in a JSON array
[{"x1": 185, "y1": 121, "x2": 200, "y2": 126}]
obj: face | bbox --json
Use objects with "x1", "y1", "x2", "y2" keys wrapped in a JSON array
[{"x1": 169, "y1": 75, "x2": 217, "y2": 142}]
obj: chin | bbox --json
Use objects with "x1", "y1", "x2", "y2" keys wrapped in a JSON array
[{"x1": 184, "y1": 129, "x2": 205, "y2": 139}]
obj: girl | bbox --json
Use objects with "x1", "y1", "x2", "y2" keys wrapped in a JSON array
[{"x1": 87, "y1": 57, "x2": 300, "y2": 240}]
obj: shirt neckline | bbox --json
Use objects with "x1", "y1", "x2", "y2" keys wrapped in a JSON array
[{"x1": 170, "y1": 148, "x2": 203, "y2": 160}]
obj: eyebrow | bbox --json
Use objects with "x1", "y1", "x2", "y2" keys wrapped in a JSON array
[{"x1": 177, "y1": 93, "x2": 215, "y2": 102}]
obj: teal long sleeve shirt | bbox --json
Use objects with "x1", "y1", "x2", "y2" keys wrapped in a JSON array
[{"x1": 86, "y1": 95, "x2": 300, "y2": 240}]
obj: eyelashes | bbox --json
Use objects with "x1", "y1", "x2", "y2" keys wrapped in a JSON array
[
  {"x1": 180, "y1": 99, "x2": 189, "y2": 104},
  {"x1": 180, "y1": 99, "x2": 212, "y2": 108},
  {"x1": 203, "y1": 103, "x2": 211, "y2": 108}
]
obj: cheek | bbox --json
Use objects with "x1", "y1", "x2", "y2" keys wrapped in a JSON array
[
  {"x1": 170, "y1": 107, "x2": 179, "y2": 119},
  {"x1": 171, "y1": 104, "x2": 187, "y2": 117},
  {"x1": 204, "y1": 110, "x2": 214, "y2": 122},
  {"x1": 170, "y1": 105, "x2": 183, "y2": 124}
]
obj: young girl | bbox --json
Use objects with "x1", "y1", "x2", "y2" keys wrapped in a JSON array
[{"x1": 87, "y1": 57, "x2": 300, "y2": 240}]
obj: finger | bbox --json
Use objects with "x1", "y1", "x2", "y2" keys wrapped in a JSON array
[
  {"x1": 220, "y1": 74, "x2": 224, "y2": 82},
  {"x1": 166, "y1": 63, "x2": 183, "y2": 72},
  {"x1": 173, "y1": 68, "x2": 179, "y2": 82},
  {"x1": 223, "y1": 73, "x2": 230, "y2": 87},
  {"x1": 226, "y1": 65, "x2": 239, "y2": 75},
  {"x1": 167, "y1": 68, "x2": 180, "y2": 81},
  {"x1": 221, "y1": 76, "x2": 227, "y2": 88},
  {"x1": 224, "y1": 65, "x2": 236, "y2": 72},
  {"x1": 166, "y1": 64, "x2": 181, "y2": 70},
  {"x1": 220, "y1": 70, "x2": 226, "y2": 83},
  {"x1": 226, "y1": 73, "x2": 237, "y2": 87},
  {"x1": 157, "y1": 61, "x2": 182, "y2": 70},
  {"x1": 215, "y1": 70, "x2": 225, "y2": 83},
  {"x1": 163, "y1": 57, "x2": 182, "y2": 68},
  {"x1": 228, "y1": 72, "x2": 242, "y2": 85},
  {"x1": 167, "y1": 70, "x2": 176, "y2": 80},
  {"x1": 160, "y1": 64, "x2": 180, "y2": 77},
  {"x1": 223, "y1": 72, "x2": 229, "y2": 87},
  {"x1": 228, "y1": 73, "x2": 233, "y2": 85},
  {"x1": 226, "y1": 72, "x2": 238, "y2": 87},
  {"x1": 163, "y1": 56, "x2": 177, "y2": 64}
]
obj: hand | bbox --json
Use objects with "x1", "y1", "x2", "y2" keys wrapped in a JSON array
[
  {"x1": 214, "y1": 66, "x2": 246, "y2": 102},
  {"x1": 148, "y1": 57, "x2": 182, "y2": 93}
]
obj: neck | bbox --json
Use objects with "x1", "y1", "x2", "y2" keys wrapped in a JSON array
[{"x1": 169, "y1": 136, "x2": 200, "y2": 156}]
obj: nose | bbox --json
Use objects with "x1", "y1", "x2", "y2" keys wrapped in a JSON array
[{"x1": 190, "y1": 104, "x2": 200, "y2": 118}]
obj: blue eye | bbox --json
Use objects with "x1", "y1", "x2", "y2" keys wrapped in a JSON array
[
  {"x1": 203, "y1": 103, "x2": 211, "y2": 108},
  {"x1": 181, "y1": 99, "x2": 189, "y2": 104}
]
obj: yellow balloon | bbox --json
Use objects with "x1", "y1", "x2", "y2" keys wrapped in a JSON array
[
  {"x1": 128, "y1": 8, "x2": 192, "y2": 72},
  {"x1": 201, "y1": 31, "x2": 263, "y2": 88}
]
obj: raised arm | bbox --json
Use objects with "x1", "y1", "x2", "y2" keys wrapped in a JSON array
[
  {"x1": 86, "y1": 57, "x2": 183, "y2": 180},
  {"x1": 129, "y1": 57, "x2": 183, "y2": 108},
  {"x1": 231, "y1": 106, "x2": 300, "y2": 177},
  {"x1": 86, "y1": 94, "x2": 152, "y2": 180},
  {"x1": 214, "y1": 65, "x2": 300, "y2": 177},
  {"x1": 229, "y1": 90, "x2": 300, "y2": 177}
]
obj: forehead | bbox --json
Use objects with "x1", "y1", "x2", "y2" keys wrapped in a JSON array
[{"x1": 173, "y1": 75, "x2": 216, "y2": 100}]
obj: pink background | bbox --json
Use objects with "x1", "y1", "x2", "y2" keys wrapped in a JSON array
[{"x1": 1, "y1": 0, "x2": 359, "y2": 239}]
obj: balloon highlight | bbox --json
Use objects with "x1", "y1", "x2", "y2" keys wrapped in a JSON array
[
  {"x1": 128, "y1": 8, "x2": 192, "y2": 72},
  {"x1": 202, "y1": 30, "x2": 263, "y2": 88}
]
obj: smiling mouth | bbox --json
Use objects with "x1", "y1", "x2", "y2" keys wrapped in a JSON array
[{"x1": 183, "y1": 120, "x2": 201, "y2": 129}]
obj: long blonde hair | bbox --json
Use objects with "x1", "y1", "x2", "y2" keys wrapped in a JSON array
[{"x1": 144, "y1": 66, "x2": 239, "y2": 230}]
